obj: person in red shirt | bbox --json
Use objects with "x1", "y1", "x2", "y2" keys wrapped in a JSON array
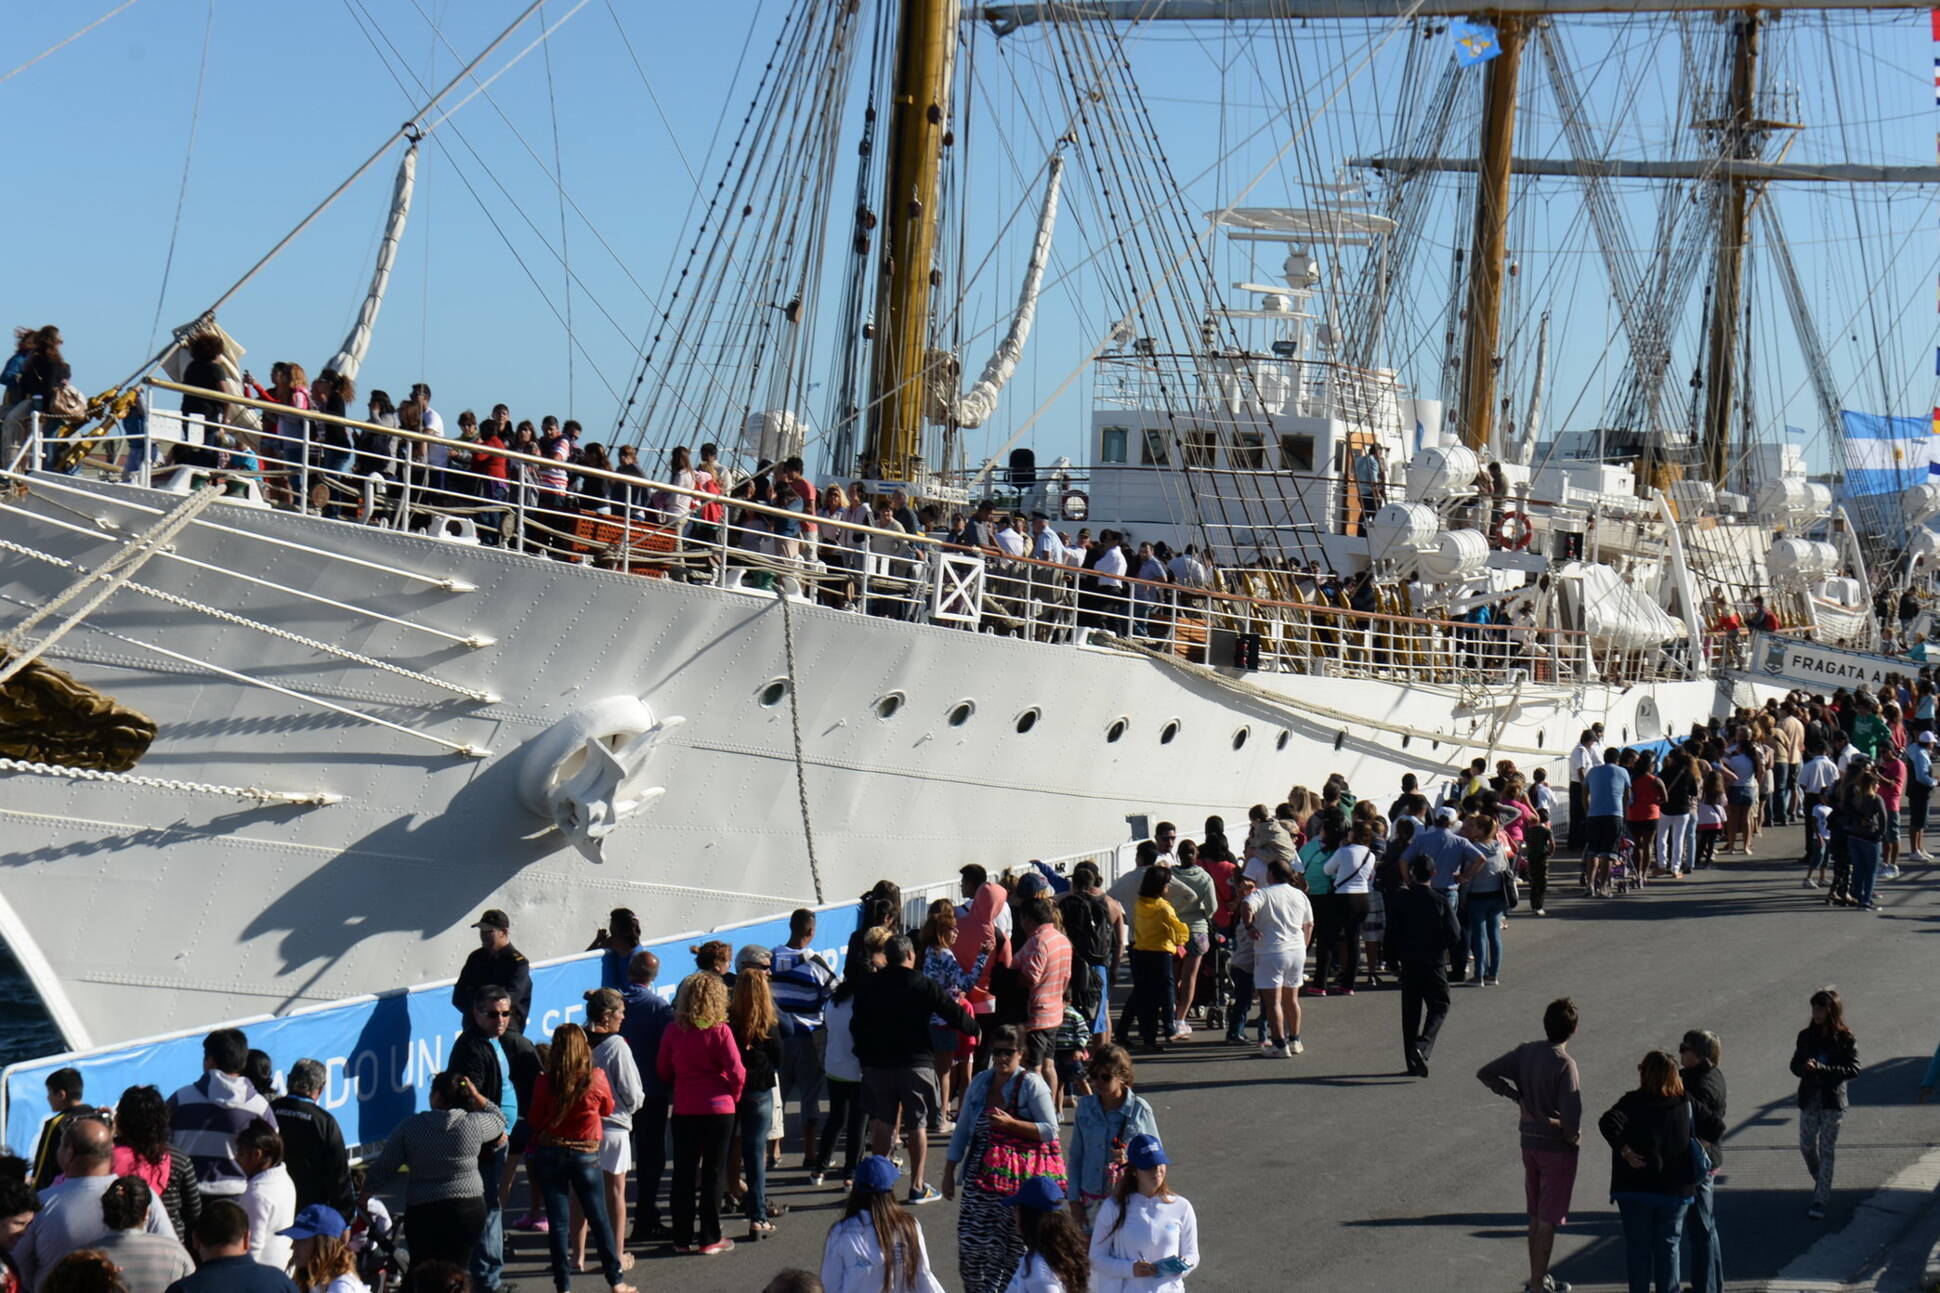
[
  {"x1": 1625, "y1": 752, "x2": 1667, "y2": 877},
  {"x1": 655, "y1": 972, "x2": 746, "y2": 1256},
  {"x1": 527, "y1": 1025, "x2": 634, "y2": 1293}
]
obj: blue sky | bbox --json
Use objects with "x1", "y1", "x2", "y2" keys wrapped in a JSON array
[{"x1": 8, "y1": 1, "x2": 1936, "y2": 480}]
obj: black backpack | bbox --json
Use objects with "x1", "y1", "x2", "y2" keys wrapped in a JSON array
[{"x1": 1059, "y1": 891, "x2": 1113, "y2": 967}]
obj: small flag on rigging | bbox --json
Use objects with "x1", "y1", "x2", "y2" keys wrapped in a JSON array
[
  {"x1": 1932, "y1": 7, "x2": 1940, "y2": 39},
  {"x1": 1452, "y1": 17, "x2": 1502, "y2": 66},
  {"x1": 1934, "y1": 55, "x2": 1940, "y2": 103}
]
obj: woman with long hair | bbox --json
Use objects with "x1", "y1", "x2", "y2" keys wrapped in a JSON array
[
  {"x1": 1459, "y1": 814, "x2": 1511, "y2": 986},
  {"x1": 575, "y1": 989, "x2": 642, "y2": 1272},
  {"x1": 1658, "y1": 748, "x2": 1701, "y2": 878},
  {"x1": 1065, "y1": 1045, "x2": 1158, "y2": 1231},
  {"x1": 919, "y1": 908, "x2": 992, "y2": 1132},
  {"x1": 1625, "y1": 752, "x2": 1665, "y2": 878},
  {"x1": 819, "y1": 1155, "x2": 945, "y2": 1292},
  {"x1": 1322, "y1": 818, "x2": 1379, "y2": 994},
  {"x1": 1598, "y1": 1051, "x2": 1698, "y2": 1293},
  {"x1": 284, "y1": 1205, "x2": 367, "y2": 1293},
  {"x1": 811, "y1": 928, "x2": 891, "y2": 1188},
  {"x1": 526, "y1": 1026, "x2": 631, "y2": 1291},
  {"x1": 729, "y1": 948, "x2": 786, "y2": 1236},
  {"x1": 941, "y1": 1025, "x2": 1061, "y2": 1293},
  {"x1": 1837, "y1": 769, "x2": 1888, "y2": 910},
  {"x1": 1006, "y1": 1176, "x2": 1089, "y2": 1291},
  {"x1": 656, "y1": 972, "x2": 745, "y2": 1255},
  {"x1": 1791, "y1": 987, "x2": 1861, "y2": 1219},
  {"x1": 111, "y1": 1085, "x2": 201, "y2": 1240},
  {"x1": 1125, "y1": 868, "x2": 1188, "y2": 1051},
  {"x1": 1087, "y1": 1134, "x2": 1198, "y2": 1291}
]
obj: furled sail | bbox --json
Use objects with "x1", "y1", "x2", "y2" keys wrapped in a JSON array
[
  {"x1": 324, "y1": 141, "x2": 419, "y2": 382},
  {"x1": 932, "y1": 154, "x2": 1064, "y2": 429}
]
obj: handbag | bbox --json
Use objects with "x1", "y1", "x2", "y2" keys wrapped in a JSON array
[
  {"x1": 48, "y1": 382, "x2": 87, "y2": 420},
  {"x1": 1503, "y1": 869, "x2": 1521, "y2": 911},
  {"x1": 965, "y1": 1077, "x2": 1066, "y2": 1198},
  {"x1": 1686, "y1": 1100, "x2": 1714, "y2": 1178}
]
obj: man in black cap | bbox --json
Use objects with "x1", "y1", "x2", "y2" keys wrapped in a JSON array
[{"x1": 452, "y1": 909, "x2": 532, "y2": 1035}]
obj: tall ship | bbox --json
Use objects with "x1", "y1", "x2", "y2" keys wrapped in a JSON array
[{"x1": 1, "y1": 0, "x2": 1930, "y2": 1051}]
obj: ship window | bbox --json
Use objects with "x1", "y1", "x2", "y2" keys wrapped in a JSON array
[
  {"x1": 876, "y1": 691, "x2": 905, "y2": 720},
  {"x1": 1279, "y1": 433, "x2": 1316, "y2": 472},
  {"x1": 1106, "y1": 717, "x2": 1128, "y2": 743},
  {"x1": 1231, "y1": 433, "x2": 1266, "y2": 470},
  {"x1": 948, "y1": 700, "x2": 976, "y2": 727},
  {"x1": 1232, "y1": 725, "x2": 1250, "y2": 750},
  {"x1": 758, "y1": 678, "x2": 790, "y2": 707},
  {"x1": 1160, "y1": 719, "x2": 1181, "y2": 745},
  {"x1": 1139, "y1": 429, "x2": 1170, "y2": 466},
  {"x1": 1100, "y1": 426, "x2": 1129, "y2": 464},
  {"x1": 1015, "y1": 707, "x2": 1041, "y2": 734},
  {"x1": 1182, "y1": 430, "x2": 1217, "y2": 468}
]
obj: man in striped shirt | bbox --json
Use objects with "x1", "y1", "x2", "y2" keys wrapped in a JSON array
[
  {"x1": 769, "y1": 910, "x2": 837, "y2": 1173},
  {"x1": 1013, "y1": 897, "x2": 1073, "y2": 1110},
  {"x1": 168, "y1": 1030, "x2": 276, "y2": 1198}
]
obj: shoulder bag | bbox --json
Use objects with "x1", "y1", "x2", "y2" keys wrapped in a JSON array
[{"x1": 965, "y1": 1076, "x2": 1066, "y2": 1197}]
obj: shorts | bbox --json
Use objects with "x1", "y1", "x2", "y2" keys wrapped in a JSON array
[
  {"x1": 1025, "y1": 1027, "x2": 1057, "y2": 1068},
  {"x1": 860, "y1": 1064, "x2": 939, "y2": 1133},
  {"x1": 597, "y1": 1125, "x2": 632, "y2": 1174},
  {"x1": 1255, "y1": 950, "x2": 1305, "y2": 990},
  {"x1": 1185, "y1": 930, "x2": 1210, "y2": 957},
  {"x1": 1727, "y1": 785, "x2": 1757, "y2": 807},
  {"x1": 1585, "y1": 815, "x2": 1623, "y2": 856},
  {"x1": 1055, "y1": 1050, "x2": 1087, "y2": 1088},
  {"x1": 1089, "y1": 965, "x2": 1111, "y2": 1034},
  {"x1": 1522, "y1": 1147, "x2": 1578, "y2": 1226}
]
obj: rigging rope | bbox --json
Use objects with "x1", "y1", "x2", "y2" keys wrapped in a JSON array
[
  {"x1": 774, "y1": 588, "x2": 824, "y2": 906},
  {"x1": 146, "y1": 0, "x2": 215, "y2": 355},
  {"x1": 541, "y1": 0, "x2": 575, "y2": 414},
  {"x1": 0, "y1": 0, "x2": 141, "y2": 86},
  {"x1": 0, "y1": 756, "x2": 341, "y2": 806}
]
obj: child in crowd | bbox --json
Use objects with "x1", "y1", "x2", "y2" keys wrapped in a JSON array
[
  {"x1": 1695, "y1": 771, "x2": 1728, "y2": 871},
  {"x1": 1523, "y1": 807, "x2": 1554, "y2": 916},
  {"x1": 1804, "y1": 794, "x2": 1832, "y2": 890}
]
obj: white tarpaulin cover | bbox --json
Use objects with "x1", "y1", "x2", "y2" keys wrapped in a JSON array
[
  {"x1": 324, "y1": 142, "x2": 418, "y2": 382},
  {"x1": 1565, "y1": 561, "x2": 1688, "y2": 650}
]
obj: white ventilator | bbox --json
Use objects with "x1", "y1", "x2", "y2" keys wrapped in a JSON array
[{"x1": 324, "y1": 142, "x2": 419, "y2": 382}]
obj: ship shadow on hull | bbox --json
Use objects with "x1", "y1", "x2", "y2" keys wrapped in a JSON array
[{"x1": 241, "y1": 745, "x2": 565, "y2": 1004}]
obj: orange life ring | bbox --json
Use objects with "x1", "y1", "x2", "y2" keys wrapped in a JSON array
[{"x1": 1492, "y1": 509, "x2": 1532, "y2": 550}]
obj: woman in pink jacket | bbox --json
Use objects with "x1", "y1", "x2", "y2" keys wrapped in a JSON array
[{"x1": 656, "y1": 971, "x2": 746, "y2": 1255}]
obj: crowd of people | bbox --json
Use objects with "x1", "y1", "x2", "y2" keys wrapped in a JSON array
[{"x1": 4, "y1": 668, "x2": 1926, "y2": 1293}]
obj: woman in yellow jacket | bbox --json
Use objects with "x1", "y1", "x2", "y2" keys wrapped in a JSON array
[{"x1": 1127, "y1": 866, "x2": 1191, "y2": 1051}]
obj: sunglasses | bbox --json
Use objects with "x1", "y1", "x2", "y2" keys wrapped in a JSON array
[{"x1": 990, "y1": 1048, "x2": 1020, "y2": 1058}]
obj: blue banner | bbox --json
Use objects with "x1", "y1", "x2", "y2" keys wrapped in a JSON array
[
  {"x1": 1451, "y1": 17, "x2": 1502, "y2": 66},
  {"x1": 2, "y1": 903, "x2": 860, "y2": 1156}
]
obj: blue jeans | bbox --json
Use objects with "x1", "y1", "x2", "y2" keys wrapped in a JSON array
[
  {"x1": 1849, "y1": 836, "x2": 1881, "y2": 907},
  {"x1": 467, "y1": 1140, "x2": 508, "y2": 1290},
  {"x1": 1616, "y1": 1196, "x2": 1690, "y2": 1293},
  {"x1": 1464, "y1": 890, "x2": 1506, "y2": 981},
  {"x1": 529, "y1": 1145, "x2": 620, "y2": 1291},
  {"x1": 1226, "y1": 963, "x2": 1255, "y2": 1041},
  {"x1": 739, "y1": 1086, "x2": 775, "y2": 1224},
  {"x1": 1684, "y1": 1171, "x2": 1722, "y2": 1293}
]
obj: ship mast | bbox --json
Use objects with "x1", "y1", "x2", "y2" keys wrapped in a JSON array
[
  {"x1": 1699, "y1": 10, "x2": 1762, "y2": 487},
  {"x1": 1457, "y1": 15, "x2": 1527, "y2": 452},
  {"x1": 862, "y1": 0, "x2": 959, "y2": 483}
]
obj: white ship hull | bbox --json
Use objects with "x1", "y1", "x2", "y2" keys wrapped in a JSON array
[{"x1": 0, "y1": 476, "x2": 1736, "y2": 1049}]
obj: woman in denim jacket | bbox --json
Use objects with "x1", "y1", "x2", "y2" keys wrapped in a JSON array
[
  {"x1": 941, "y1": 1026, "x2": 1060, "y2": 1293},
  {"x1": 1066, "y1": 1043, "x2": 1159, "y2": 1230}
]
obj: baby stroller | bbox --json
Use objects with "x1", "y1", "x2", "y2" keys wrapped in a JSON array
[{"x1": 1607, "y1": 834, "x2": 1642, "y2": 896}]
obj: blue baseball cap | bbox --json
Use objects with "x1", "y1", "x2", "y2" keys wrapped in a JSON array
[
  {"x1": 278, "y1": 1205, "x2": 349, "y2": 1240},
  {"x1": 854, "y1": 1154, "x2": 899, "y2": 1193},
  {"x1": 1125, "y1": 1133, "x2": 1169, "y2": 1171},
  {"x1": 1011, "y1": 1176, "x2": 1066, "y2": 1211}
]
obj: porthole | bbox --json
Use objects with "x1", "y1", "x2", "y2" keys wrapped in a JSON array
[
  {"x1": 1159, "y1": 719, "x2": 1180, "y2": 745},
  {"x1": 1016, "y1": 707, "x2": 1041, "y2": 734},
  {"x1": 1276, "y1": 730, "x2": 1290, "y2": 752},
  {"x1": 757, "y1": 678, "x2": 790, "y2": 707},
  {"x1": 1106, "y1": 718, "x2": 1128, "y2": 743},
  {"x1": 876, "y1": 692, "x2": 905, "y2": 720},
  {"x1": 1232, "y1": 726, "x2": 1249, "y2": 751},
  {"x1": 948, "y1": 700, "x2": 976, "y2": 727}
]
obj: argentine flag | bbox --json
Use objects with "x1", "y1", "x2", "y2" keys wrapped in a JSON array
[{"x1": 1840, "y1": 410, "x2": 1930, "y2": 495}]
